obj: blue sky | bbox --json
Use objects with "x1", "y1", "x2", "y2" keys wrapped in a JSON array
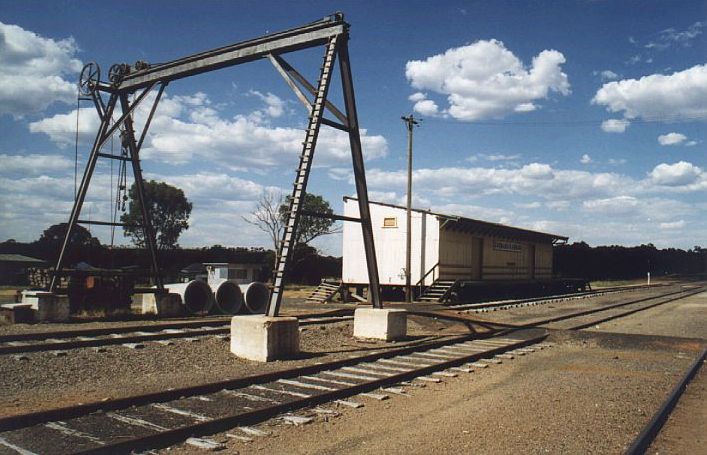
[{"x1": 1, "y1": 0, "x2": 705, "y2": 254}]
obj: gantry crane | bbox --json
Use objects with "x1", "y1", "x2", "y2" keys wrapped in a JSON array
[{"x1": 50, "y1": 13, "x2": 382, "y2": 315}]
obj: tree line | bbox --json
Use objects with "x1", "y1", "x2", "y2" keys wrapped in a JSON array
[
  {"x1": 3, "y1": 235, "x2": 703, "y2": 285},
  {"x1": 0, "y1": 180, "x2": 343, "y2": 285},
  {"x1": 3, "y1": 179, "x2": 703, "y2": 285},
  {"x1": 0, "y1": 235, "x2": 341, "y2": 285},
  {"x1": 553, "y1": 242, "x2": 705, "y2": 280}
]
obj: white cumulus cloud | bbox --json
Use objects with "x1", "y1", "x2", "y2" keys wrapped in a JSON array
[
  {"x1": 0, "y1": 22, "x2": 83, "y2": 117},
  {"x1": 0, "y1": 153, "x2": 73, "y2": 174},
  {"x1": 657, "y1": 132, "x2": 687, "y2": 146},
  {"x1": 248, "y1": 90, "x2": 286, "y2": 118},
  {"x1": 580, "y1": 154, "x2": 592, "y2": 164},
  {"x1": 659, "y1": 220, "x2": 685, "y2": 230},
  {"x1": 598, "y1": 70, "x2": 619, "y2": 81},
  {"x1": 413, "y1": 99, "x2": 439, "y2": 116},
  {"x1": 648, "y1": 161, "x2": 702, "y2": 186},
  {"x1": 601, "y1": 118, "x2": 630, "y2": 133},
  {"x1": 593, "y1": 64, "x2": 707, "y2": 122},
  {"x1": 28, "y1": 91, "x2": 389, "y2": 170},
  {"x1": 405, "y1": 39, "x2": 570, "y2": 121},
  {"x1": 28, "y1": 107, "x2": 99, "y2": 146},
  {"x1": 645, "y1": 21, "x2": 706, "y2": 50},
  {"x1": 582, "y1": 196, "x2": 640, "y2": 216}
]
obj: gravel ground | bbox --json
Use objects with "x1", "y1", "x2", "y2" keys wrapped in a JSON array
[
  {"x1": 587, "y1": 291, "x2": 707, "y2": 339},
  {"x1": 471, "y1": 284, "x2": 689, "y2": 326},
  {"x1": 0, "y1": 315, "x2": 231, "y2": 337},
  {"x1": 587, "y1": 290, "x2": 705, "y2": 455},
  {"x1": 2, "y1": 285, "x2": 704, "y2": 453},
  {"x1": 649, "y1": 366, "x2": 706, "y2": 455},
  {"x1": 0, "y1": 315, "x2": 469, "y2": 417},
  {"x1": 163, "y1": 331, "x2": 699, "y2": 455}
]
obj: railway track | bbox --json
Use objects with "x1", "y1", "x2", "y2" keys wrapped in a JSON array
[
  {"x1": 451, "y1": 283, "x2": 666, "y2": 313},
  {"x1": 526, "y1": 285, "x2": 704, "y2": 331},
  {"x1": 0, "y1": 329, "x2": 550, "y2": 454},
  {"x1": 0, "y1": 283, "x2": 702, "y2": 454},
  {"x1": 625, "y1": 346, "x2": 707, "y2": 455},
  {"x1": 415, "y1": 285, "x2": 703, "y2": 334},
  {"x1": 0, "y1": 284, "x2": 657, "y2": 355},
  {"x1": 0, "y1": 313, "x2": 354, "y2": 356}
]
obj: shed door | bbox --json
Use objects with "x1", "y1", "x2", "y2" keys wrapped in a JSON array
[{"x1": 471, "y1": 237, "x2": 483, "y2": 280}]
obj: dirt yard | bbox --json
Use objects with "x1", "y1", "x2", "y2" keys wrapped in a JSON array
[
  {"x1": 0, "y1": 315, "x2": 469, "y2": 417},
  {"x1": 163, "y1": 331, "x2": 703, "y2": 455},
  {"x1": 1, "y1": 286, "x2": 704, "y2": 453}
]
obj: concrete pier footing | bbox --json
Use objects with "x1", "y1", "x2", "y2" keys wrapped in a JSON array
[
  {"x1": 353, "y1": 308, "x2": 407, "y2": 341},
  {"x1": 230, "y1": 315, "x2": 299, "y2": 362},
  {"x1": 20, "y1": 291, "x2": 70, "y2": 322},
  {"x1": 140, "y1": 293, "x2": 183, "y2": 317}
]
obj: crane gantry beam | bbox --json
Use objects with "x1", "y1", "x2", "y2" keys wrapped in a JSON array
[{"x1": 109, "y1": 15, "x2": 345, "y2": 92}]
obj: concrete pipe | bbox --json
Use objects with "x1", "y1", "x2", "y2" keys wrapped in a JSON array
[
  {"x1": 239, "y1": 282, "x2": 269, "y2": 314},
  {"x1": 211, "y1": 279, "x2": 243, "y2": 314},
  {"x1": 165, "y1": 280, "x2": 213, "y2": 314}
]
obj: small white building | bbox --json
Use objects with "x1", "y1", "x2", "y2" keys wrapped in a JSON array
[
  {"x1": 342, "y1": 198, "x2": 567, "y2": 287},
  {"x1": 204, "y1": 263, "x2": 263, "y2": 286}
]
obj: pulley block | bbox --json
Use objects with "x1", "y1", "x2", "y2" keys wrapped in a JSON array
[{"x1": 78, "y1": 62, "x2": 100, "y2": 96}]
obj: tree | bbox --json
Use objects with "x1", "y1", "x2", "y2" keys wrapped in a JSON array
[
  {"x1": 38, "y1": 223, "x2": 101, "y2": 248},
  {"x1": 242, "y1": 189, "x2": 283, "y2": 252},
  {"x1": 244, "y1": 191, "x2": 340, "y2": 252},
  {"x1": 120, "y1": 180, "x2": 192, "y2": 249},
  {"x1": 278, "y1": 193, "x2": 341, "y2": 247}
]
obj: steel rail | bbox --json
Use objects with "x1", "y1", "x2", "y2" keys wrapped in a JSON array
[
  {"x1": 508, "y1": 286, "x2": 701, "y2": 329},
  {"x1": 2, "y1": 286, "x2": 693, "y2": 354},
  {"x1": 537, "y1": 286, "x2": 704, "y2": 330},
  {"x1": 624, "y1": 347, "x2": 707, "y2": 455},
  {"x1": 0, "y1": 330, "x2": 543, "y2": 433},
  {"x1": 0, "y1": 309, "x2": 353, "y2": 343},
  {"x1": 0, "y1": 284, "x2": 651, "y2": 345},
  {"x1": 448, "y1": 283, "x2": 667, "y2": 312},
  {"x1": 84, "y1": 334, "x2": 549, "y2": 455},
  {"x1": 409, "y1": 286, "x2": 704, "y2": 335},
  {"x1": 563, "y1": 288, "x2": 706, "y2": 330},
  {"x1": 0, "y1": 315, "x2": 354, "y2": 355}
]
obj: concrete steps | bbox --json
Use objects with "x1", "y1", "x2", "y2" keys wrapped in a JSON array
[
  {"x1": 419, "y1": 280, "x2": 457, "y2": 302},
  {"x1": 306, "y1": 280, "x2": 342, "y2": 304}
]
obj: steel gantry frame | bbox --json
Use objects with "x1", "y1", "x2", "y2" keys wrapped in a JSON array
[{"x1": 50, "y1": 13, "x2": 382, "y2": 315}]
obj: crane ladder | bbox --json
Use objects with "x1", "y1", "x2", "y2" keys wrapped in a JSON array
[{"x1": 267, "y1": 35, "x2": 339, "y2": 316}]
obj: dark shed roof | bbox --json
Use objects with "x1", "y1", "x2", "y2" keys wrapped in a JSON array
[
  {"x1": 0, "y1": 254, "x2": 48, "y2": 265},
  {"x1": 344, "y1": 197, "x2": 568, "y2": 244},
  {"x1": 181, "y1": 263, "x2": 207, "y2": 274}
]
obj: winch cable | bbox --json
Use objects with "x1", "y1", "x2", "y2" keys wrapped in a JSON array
[{"x1": 73, "y1": 95, "x2": 80, "y2": 198}]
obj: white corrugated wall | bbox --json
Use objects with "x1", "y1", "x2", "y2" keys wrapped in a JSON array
[{"x1": 342, "y1": 200, "x2": 439, "y2": 285}]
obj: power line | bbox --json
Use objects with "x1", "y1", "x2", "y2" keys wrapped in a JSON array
[{"x1": 418, "y1": 113, "x2": 707, "y2": 127}]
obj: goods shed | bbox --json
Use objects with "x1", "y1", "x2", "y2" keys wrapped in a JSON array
[
  {"x1": 0, "y1": 254, "x2": 48, "y2": 285},
  {"x1": 342, "y1": 198, "x2": 572, "y2": 301}
]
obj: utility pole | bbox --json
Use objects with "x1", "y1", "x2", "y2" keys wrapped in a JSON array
[{"x1": 401, "y1": 114, "x2": 420, "y2": 303}]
